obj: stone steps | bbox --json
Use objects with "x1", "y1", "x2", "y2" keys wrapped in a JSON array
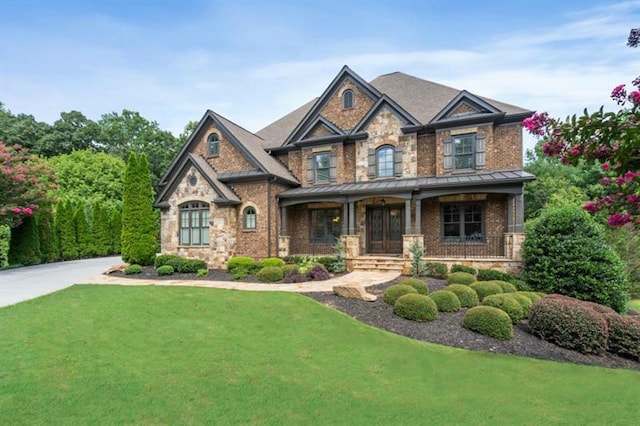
[{"x1": 352, "y1": 257, "x2": 405, "y2": 273}]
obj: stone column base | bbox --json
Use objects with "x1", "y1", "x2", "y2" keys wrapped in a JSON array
[
  {"x1": 278, "y1": 236, "x2": 290, "y2": 258},
  {"x1": 402, "y1": 234, "x2": 424, "y2": 259},
  {"x1": 504, "y1": 233, "x2": 526, "y2": 260},
  {"x1": 341, "y1": 235, "x2": 361, "y2": 259}
]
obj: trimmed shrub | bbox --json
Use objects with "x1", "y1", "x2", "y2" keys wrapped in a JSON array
[
  {"x1": 398, "y1": 278, "x2": 429, "y2": 295},
  {"x1": 37, "y1": 206, "x2": 59, "y2": 263},
  {"x1": 0, "y1": 225, "x2": 9, "y2": 268},
  {"x1": 316, "y1": 256, "x2": 336, "y2": 270},
  {"x1": 430, "y1": 290, "x2": 461, "y2": 312},
  {"x1": 92, "y1": 201, "x2": 110, "y2": 257},
  {"x1": 227, "y1": 257, "x2": 257, "y2": 273},
  {"x1": 509, "y1": 293, "x2": 533, "y2": 318},
  {"x1": 57, "y1": 199, "x2": 78, "y2": 260},
  {"x1": 477, "y1": 268, "x2": 509, "y2": 282},
  {"x1": 306, "y1": 264, "x2": 331, "y2": 281},
  {"x1": 451, "y1": 264, "x2": 477, "y2": 275},
  {"x1": 528, "y1": 295, "x2": 609, "y2": 354},
  {"x1": 482, "y1": 294, "x2": 524, "y2": 324},
  {"x1": 196, "y1": 268, "x2": 208, "y2": 278},
  {"x1": 281, "y1": 264, "x2": 298, "y2": 275},
  {"x1": 447, "y1": 272, "x2": 477, "y2": 285},
  {"x1": 489, "y1": 280, "x2": 517, "y2": 293},
  {"x1": 156, "y1": 265, "x2": 174, "y2": 276},
  {"x1": 232, "y1": 269, "x2": 249, "y2": 280},
  {"x1": 155, "y1": 254, "x2": 180, "y2": 268},
  {"x1": 470, "y1": 281, "x2": 503, "y2": 301},
  {"x1": 384, "y1": 284, "x2": 418, "y2": 305},
  {"x1": 510, "y1": 278, "x2": 532, "y2": 291},
  {"x1": 260, "y1": 257, "x2": 285, "y2": 268},
  {"x1": 394, "y1": 294, "x2": 438, "y2": 322},
  {"x1": 446, "y1": 284, "x2": 479, "y2": 308},
  {"x1": 177, "y1": 258, "x2": 207, "y2": 273},
  {"x1": 522, "y1": 206, "x2": 629, "y2": 313},
  {"x1": 518, "y1": 291, "x2": 544, "y2": 303},
  {"x1": 109, "y1": 207, "x2": 122, "y2": 254},
  {"x1": 424, "y1": 262, "x2": 448, "y2": 279},
  {"x1": 257, "y1": 266, "x2": 284, "y2": 282},
  {"x1": 124, "y1": 264, "x2": 143, "y2": 275},
  {"x1": 283, "y1": 270, "x2": 307, "y2": 283},
  {"x1": 605, "y1": 314, "x2": 640, "y2": 360},
  {"x1": 463, "y1": 306, "x2": 513, "y2": 340},
  {"x1": 8, "y1": 216, "x2": 42, "y2": 266}
]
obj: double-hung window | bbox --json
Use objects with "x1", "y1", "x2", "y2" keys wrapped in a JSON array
[
  {"x1": 309, "y1": 208, "x2": 342, "y2": 244},
  {"x1": 442, "y1": 203, "x2": 484, "y2": 242},
  {"x1": 179, "y1": 202, "x2": 210, "y2": 245},
  {"x1": 315, "y1": 152, "x2": 330, "y2": 183},
  {"x1": 443, "y1": 133, "x2": 485, "y2": 171},
  {"x1": 376, "y1": 146, "x2": 394, "y2": 177},
  {"x1": 307, "y1": 151, "x2": 336, "y2": 184},
  {"x1": 243, "y1": 207, "x2": 256, "y2": 229}
]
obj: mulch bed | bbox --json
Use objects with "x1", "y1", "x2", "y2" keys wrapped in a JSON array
[{"x1": 109, "y1": 267, "x2": 639, "y2": 371}]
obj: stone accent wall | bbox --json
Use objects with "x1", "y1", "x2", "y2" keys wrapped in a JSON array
[
  {"x1": 417, "y1": 134, "x2": 436, "y2": 176},
  {"x1": 160, "y1": 165, "x2": 237, "y2": 268},
  {"x1": 355, "y1": 108, "x2": 418, "y2": 182},
  {"x1": 449, "y1": 103, "x2": 477, "y2": 117},
  {"x1": 191, "y1": 122, "x2": 256, "y2": 173},
  {"x1": 307, "y1": 122, "x2": 334, "y2": 138},
  {"x1": 320, "y1": 79, "x2": 375, "y2": 131}
]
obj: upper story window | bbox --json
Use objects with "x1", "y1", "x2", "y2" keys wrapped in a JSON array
[
  {"x1": 306, "y1": 151, "x2": 337, "y2": 184},
  {"x1": 208, "y1": 133, "x2": 220, "y2": 157},
  {"x1": 443, "y1": 133, "x2": 485, "y2": 171},
  {"x1": 442, "y1": 203, "x2": 484, "y2": 242},
  {"x1": 368, "y1": 145, "x2": 402, "y2": 179},
  {"x1": 179, "y1": 202, "x2": 210, "y2": 246},
  {"x1": 243, "y1": 206, "x2": 256, "y2": 229},
  {"x1": 342, "y1": 89, "x2": 354, "y2": 109}
]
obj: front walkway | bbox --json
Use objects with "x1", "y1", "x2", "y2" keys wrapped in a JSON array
[{"x1": 88, "y1": 270, "x2": 400, "y2": 292}]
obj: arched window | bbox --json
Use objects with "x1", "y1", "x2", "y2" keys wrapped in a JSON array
[
  {"x1": 243, "y1": 206, "x2": 256, "y2": 229},
  {"x1": 376, "y1": 145, "x2": 394, "y2": 177},
  {"x1": 179, "y1": 202, "x2": 210, "y2": 245},
  {"x1": 342, "y1": 89, "x2": 354, "y2": 109},
  {"x1": 208, "y1": 133, "x2": 219, "y2": 157}
]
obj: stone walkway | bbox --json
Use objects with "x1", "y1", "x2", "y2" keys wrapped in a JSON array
[{"x1": 87, "y1": 270, "x2": 400, "y2": 293}]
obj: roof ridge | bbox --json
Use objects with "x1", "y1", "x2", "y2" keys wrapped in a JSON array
[{"x1": 210, "y1": 110, "x2": 265, "y2": 141}]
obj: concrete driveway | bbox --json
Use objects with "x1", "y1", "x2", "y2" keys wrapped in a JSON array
[{"x1": 0, "y1": 256, "x2": 121, "y2": 308}]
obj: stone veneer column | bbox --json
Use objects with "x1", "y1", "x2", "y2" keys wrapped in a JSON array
[{"x1": 278, "y1": 236, "x2": 290, "y2": 258}]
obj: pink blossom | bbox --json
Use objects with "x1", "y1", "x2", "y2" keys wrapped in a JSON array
[
  {"x1": 611, "y1": 84, "x2": 627, "y2": 105},
  {"x1": 11, "y1": 207, "x2": 21, "y2": 214},
  {"x1": 583, "y1": 201, "x2": 599, "y2": 213},
  {"x1": 616, "y1": 176, "x2": 625, "y2": 185},
  {"x1": 602, "y1": 162, "x2": 610, "y2": 171},
  {"x1": 2, "y1": 166, "x2": 12, "y2": 174},
  {"x1": 570, "y1": 145, "x2": 583, "y2": 156},
  {"x1": 624, "y1": 170, "x2": 639, "y2": 182},
  {"x1": 600, "y1": 176, "x2": 611, "y2": 186},
  {"x1": 22, "y1": 208, "x2": 33, "y2": 215},
  {"x1": 630, "y1": 91, "x2": 640, "y2": 104},
  {"x1": 12, "y1": 174, "x2": 26, "y2": 183},
  {"x1": 522, "y1": 112, "x2": 550, "y2": 136},
  {"x1": 29, "y1": 204, "x2": 36, "y2": 209},
  {"x1": 608, "y1": 213, "x2": 633, "y2": 227},
  {"x1": 627, "y1": 194, "x2": 640, "y2": 204}
]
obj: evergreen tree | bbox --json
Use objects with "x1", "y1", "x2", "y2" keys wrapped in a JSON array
[
  {"x1": 57, "y1": 199, "x2": 78, "y2": 260},
  {"x1": 109, "y1": 207, "x2": 122, "y2": 255},
  {"x1": 8, "y1": 216, "x2": 42, "y2": 266},
  {"x1": 121, "y1": 153, "x2": 157, "y2": 265},
  {"x1": 74, "y1": 202, "x2": 93, "y2": 258},
  {"x1": 92, "y1": 201, "x2": 110, "y2": 256},
  {"x1": 0, "y1": 225, "x2": 10, "y2": 268},
  {"x1": 37, "y1": 205, "x2": 59, "y2": 263}
]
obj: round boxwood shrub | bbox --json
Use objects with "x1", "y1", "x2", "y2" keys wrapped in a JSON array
[
  {"x1": 509, "y1": 293, "x2": 533, "y2": 318},
  {"x1": 257, "y1": 266, "x2": 284, "y2": 282},
  {"x1": 446, "y1": 284, "x2": 479, "y2": 308},
  {"x1": 156, "y1": 265, "x2": 174, "y2": 276},
  {"x1": 227, "y1": 257, "x2": 257, "y2": 273},
  {"x1": 430, "y1": 290, "x2": 461, "y2": 312},
  {"x1": 518, "y1": 291, "x2": 544, "y2": 303},
  {"x1": 522, "y1": 206, "x2": 629, "y2": 313},
  {"x1": 470, "y1": 281, "x2": 503, "y2": 301},
  {"x1": 260, "y1": 257, "x2": 285, "y2": 268},
  {"x1": 384, "y1": 284, "x2": 418, "y2": 305},
  {"x1": 447, "y1": 272, "x2": 477, "y2": 285},
  {"x1": 482, "y1": 294, "x2": 524, "y2": 324},
  {"x1": 124, "y1": 264, "x2": 143, "y2": 275},
  {"x1": 604, "y1": 314, "x2": 640, "y2": 360},
  {"x1": 528, "y1": 295, "x2": 608, "y2": 354},
  {"x1": 463, "y1": 306, "x2": 513, "y2": 340},
  {"x1": 398, "y1": 278, "x2": 429, "y2": 295},
  {"x1": 393, "y1": 294, "x2": 438, "y2": 322},
  {"x1": 196, "y1": 268, "x2": 208, "y2": 278},
  {"x1": 281, "y1": 264, "x2": 298, "y2": 275},
  {"x1": 488, "y1": 280, "x2": 517, "y2": 293},
  {"x1": 177, "y1": 258, "x2": 208, "y2": 273},
  {"x1": 451, "y1": 264, "x2": 477, "y2": 275}
]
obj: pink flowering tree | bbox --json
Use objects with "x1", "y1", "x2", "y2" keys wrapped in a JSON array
[
  {"x1": 522, "y1": 76, "x2": 640, "y2": 227},
  {"x1": 0, "y1": 141, "x2": 57, "y2": 227}
]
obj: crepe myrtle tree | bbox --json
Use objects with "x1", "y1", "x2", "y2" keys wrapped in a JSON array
[{"x1": 0, "y1": 141, "x2": 57, "y2": 227}]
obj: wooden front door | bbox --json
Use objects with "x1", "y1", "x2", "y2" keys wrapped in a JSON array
[{"x1": 367, "y1": 206, "x2": 404, "y2": 254}]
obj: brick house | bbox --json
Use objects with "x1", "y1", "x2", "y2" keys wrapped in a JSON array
[{"x1": 155, "y1": 66, "x2": 534, "y2": 272}]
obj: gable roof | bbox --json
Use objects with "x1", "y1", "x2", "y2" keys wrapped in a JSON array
[
  {"x1": 256, "y1": 98, "x2": 317, "y2": 149},
  {"x1": 352, "y1": 94, "x2": 421, "y2": 133}
]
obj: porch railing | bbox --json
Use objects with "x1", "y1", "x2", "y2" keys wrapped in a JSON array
[
  {"x1": 289, "y1": 240, "x2": 335, "y2": 256},
  {"x1": 424, "y1": 235, "x2": 505, "y2": 258}
]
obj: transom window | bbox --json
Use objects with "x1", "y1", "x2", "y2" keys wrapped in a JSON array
[
  {"x1": 442, "y1": 203, "x2": 483, "y2": 241},
  {"x1": 314, "y1": 152, "x2": 331, "y2": 183},
  {"x1": 453, "y1": 134, "x2": 474, "y2": 169},
  {"x1": 179, "y1": 202, "x2": 210, "y2": 246},
  {"x1": 376, "y1": 146, "x2": 394, "y2": 177},
  {"x1": 310, "y1": 208, "x2": 342, "y2": 244},
  {"x1": 208, "y1": 133, "x2": 220, "y2": 157},
  {"x1": 342, "y1": 89, "x2": 354, "y2": 109},
  {"x1": 243, "y1": 206, "x2": 256, "y2": 229}
]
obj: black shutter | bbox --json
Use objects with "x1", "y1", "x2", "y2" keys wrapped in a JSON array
[
  {"x1": 394, "y1": 145, "x2": 403, "y2": 177},
  {"x1": 307, "y1": 154, "x2": 315, "y2": 183},
  {"x1": 475, "y1": 133, "x2": 485, "y2": 169},
  {"x1": 368, "y1": 148, "x2": 376, "y2": 179},
  {"x1": 329, "y1": 151, "x2": 337, "y2": 182},
  {"x1": 443, "y1": 137, "x2": 453, "y2": 170}
]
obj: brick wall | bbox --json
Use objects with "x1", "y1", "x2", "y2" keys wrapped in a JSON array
[
  {"x1": 320, "y1": 80, "x2": 375, "y2": 131},
  {"x1": 191, "y1": 121, "x2": 256, "y2": 173},
  {"x1": 492, "y1": 124, "x2": 523, "y2": 170},
  {"x1": 417, "y1": 134, "x2": 436, "y2": 176}
]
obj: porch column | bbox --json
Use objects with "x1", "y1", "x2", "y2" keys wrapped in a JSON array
[
  {"x1": 342, "y1": 202, "x2": 348, "y2": 235},
  {"x1": 507, "y1": 194, "x2": 514, "y2": 233},
  {"x1": 515, "y1": 193, "x2": 524, "y2": 232},
  {"x1": 414, "y1": 198, "x2": 421, "y2": 234},
  {"x1": 280, "y1": 206, "x2": 288, "y2": 235},
  {"x1": 348, "y1": 202, "x2": 356, "y2": 234},
  {"x1": 405, "y1": 199, "x2": 412, "y2": 234}
]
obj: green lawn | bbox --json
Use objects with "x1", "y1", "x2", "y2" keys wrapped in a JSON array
[
  {"x1": 629, "y1": 299, "x2": 640, "y2": 312},
  {"x1": 1, "y1": 286, "x2": 638, "y2": 425}
]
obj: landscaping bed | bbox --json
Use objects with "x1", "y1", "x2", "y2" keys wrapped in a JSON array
[
  {"x1": 109, "y1": 265, "x2": 263, "y2": 282},
  {"x1": 305, "y1": 277, "x2": 640, "y2": 371}
]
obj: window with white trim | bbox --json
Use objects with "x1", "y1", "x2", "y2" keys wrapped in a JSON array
[
  {"x1": 179, "y1": 202, "x2": 210, "y2": 245},
  {"x1": 243, "y1": 206, "x2": 256, "y2": 229}
]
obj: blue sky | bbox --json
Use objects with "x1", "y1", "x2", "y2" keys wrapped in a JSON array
[{"x1": 1, "y1": 0, "x2": 638, "y2": 154}]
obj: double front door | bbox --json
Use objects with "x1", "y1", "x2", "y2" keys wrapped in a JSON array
[{"x1": 366, "y1": 206, "x2": 404, "y2": 254}]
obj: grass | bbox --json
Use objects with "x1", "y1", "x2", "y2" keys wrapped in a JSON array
[
  {"x1": 629, "y1": 299, "x2": 640, "y2": 312},
  {"x1": 1, "y1": 285, "x2": 638, "y2": 425}
]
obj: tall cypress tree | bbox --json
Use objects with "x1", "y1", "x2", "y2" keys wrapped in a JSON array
[
  {"x1": 58, "y1": 199, "x2": 78, "y2": 260},
  {"x1": 8, "y1": 216, "x2": 42, "y2": 266},
  {"x1": 74, "y1": 202, "x2": 92, "y2": 258},
  {"x1": 37, "y1": 205, "x2": 59, "y2": 263},
  {"x1": 92, "y1": 201, "x2": 110, "y2": 256},
  {"x1": 121, "y1": 153, "x2": 157, "y2": 265},
  {"x1": 109, "y1": 207, "x2": 122, "y2": 255}
]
